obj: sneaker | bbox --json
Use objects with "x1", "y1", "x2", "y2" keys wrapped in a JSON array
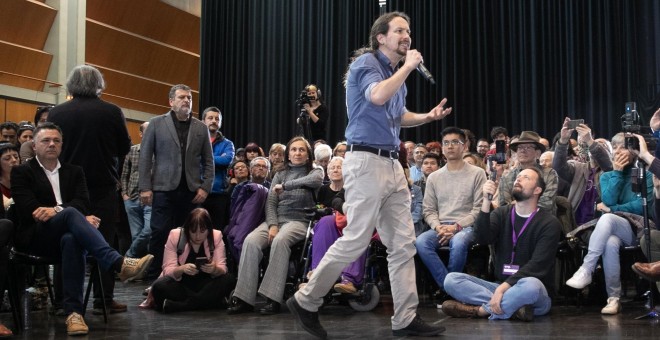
[
  {"x1": 93, "y1": 300, "x2": 127, "y2": 315},
  {"x1": 566, "y1": 267, "x2": 592, "y2": 289},
  {"x1": 441, "y1": 300, "x2": 480, "y2": 318},
  {"x1": 333, "y1": 280, "x2": 357, "y2": 294},
  {"x1": 601, "y1": 297, "x2": 621, "y2": 315},
  {"x1": 286, "y1": 297, "x2": 327, "y2": 339},
  {"x1": 65, "y1": 312, "x2": 88, "y2": 336},
  {"x1": 512, "y1": 304, "x2": 534, "y2": 321},
  {"x1": 118, "y1": 254, "x2": 154, "y2": 282},
  {"x1": 392, "y1": 314, "x2": 445, "y2": 336}
]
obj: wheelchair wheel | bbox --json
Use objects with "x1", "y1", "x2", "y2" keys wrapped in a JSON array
[{"x1": 348, "y1": 285, "x2": 380, "y2": 312}]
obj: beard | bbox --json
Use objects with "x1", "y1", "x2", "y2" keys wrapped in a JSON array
[{"x1": 512, "y1": 186, "x2": 531, "y2": 202}]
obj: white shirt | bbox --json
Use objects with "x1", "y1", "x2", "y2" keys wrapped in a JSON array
[{"x1": 35, "y1": 156, "x2": 63, "y2": 205}]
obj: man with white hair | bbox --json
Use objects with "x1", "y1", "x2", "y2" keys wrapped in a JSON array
[{"x1": 314, "y1": 143, "x2": 333, "y2": 184}]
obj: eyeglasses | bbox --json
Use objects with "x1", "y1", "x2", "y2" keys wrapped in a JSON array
[
  {"x1": 442, "y1": 140, "x2": 464, "y2": 147},
  {"x1": 252, "y1": 164, "x2": 268, "y2": 169},
  {"x1": 516, "y1": 145, "x2": 537, "y2": 152}
]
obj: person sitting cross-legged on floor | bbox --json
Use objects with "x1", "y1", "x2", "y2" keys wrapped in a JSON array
[
  {"x1": 565, "y1": 132, "x2": 654, "y2": 315},
  {"x1": 11, "y1": 123, "x2": 153, "y2": 336},
  {"x1": 442, "y1": 167, "x2": 560, "y2": 321},
  {"x1": 150, "y1": 208, "x2": 236, "y2": 313}
]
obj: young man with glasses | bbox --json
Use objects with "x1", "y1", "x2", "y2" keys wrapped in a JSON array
[
  {"x1": 497, "y1": 131, "x2": 559, "y2": 213},
  {"x1": 415, "y1": 127, "x2": 487, "y2": 305}
]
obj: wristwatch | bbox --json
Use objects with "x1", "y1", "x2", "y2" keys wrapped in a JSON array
[{"x1": 54, "y1": 205, "x2": 63, "y2": 213}]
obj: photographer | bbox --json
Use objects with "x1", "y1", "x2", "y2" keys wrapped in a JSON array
[
  {"x1": 553, "y1": 117, "x2": 613, "y2": 225},
  {"x1": 298, "y1": 84, "x2": 329, "y2": 142}
]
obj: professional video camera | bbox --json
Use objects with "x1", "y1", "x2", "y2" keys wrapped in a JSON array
[
  {"x1": 296, "y1": 90, "x2": 313, "y2": 108},
  {"x1": 621, "y1": 101, "x2": 658, "y2": 151}
]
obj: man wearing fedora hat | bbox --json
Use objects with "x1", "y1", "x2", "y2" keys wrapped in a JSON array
[{"x1": 498, "y1": 131, "x2": 558, "y2": 213}]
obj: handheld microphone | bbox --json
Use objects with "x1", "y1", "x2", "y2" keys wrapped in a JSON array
[{"x1": 417, "y1": 63, "x2": 436, "y2": 85}]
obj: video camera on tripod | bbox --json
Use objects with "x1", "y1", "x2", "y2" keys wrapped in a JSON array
[
  {"x1": 296, "y1": 90, "x2": 314, "y2": 109},
  {"x1": 622, "y1": 101, "x2": 658, "y2": 151}
]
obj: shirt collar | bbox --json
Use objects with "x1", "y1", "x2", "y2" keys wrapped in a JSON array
[{"x1": 35, "y1": 156, "x2": 61, "y2": 173}]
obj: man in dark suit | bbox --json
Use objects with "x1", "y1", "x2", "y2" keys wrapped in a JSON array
[
  {"x1": 11, "y1": 123, "x2": 152, "y2": 336},
  {"x1": 138, "y1": 84, "x2": 214, "y2": 279},
  {"x1": 48, "y1": 65, "x2": 132, "y2": 314}
]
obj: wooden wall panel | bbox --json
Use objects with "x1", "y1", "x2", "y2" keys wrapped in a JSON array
[
  {"x1": 86, "y1": 20, "x2": 199, "y2": 90},
  {"x1": 0, "y1": 41, "x2": 52, "y2": 91},
  {"x1": 87, "y1": 0, "x2": 200, "y2": 53},
  {"x1": 2, "y1": 100, "x2": 39, "y2": 124},
  {"x1": 0, "y1": 0, "x2": 56, "y2": 50}
]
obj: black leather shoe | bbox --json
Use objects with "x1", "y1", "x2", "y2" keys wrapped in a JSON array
[
  {"x1": 227, "y1": 298, "x2": 254, "y2": 315},
  {"x1": 392, "y1": 314, "x2": 445, "y2": 337},
  {"x1": 286, "y1": 297, "x2": 327, "y2": 339},
  {"x1": 259, "y1": 299, "x2": 281, "y2": 315}
]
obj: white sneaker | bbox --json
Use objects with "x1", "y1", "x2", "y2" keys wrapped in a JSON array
[
  {"x1": 566, "y1": 267, "x2": 592, "y2": 289},
  {"x1": 601, "y1": 297, "x2": 621, "y2": 315}
]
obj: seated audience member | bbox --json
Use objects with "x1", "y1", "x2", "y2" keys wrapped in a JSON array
[
  {"x1": 0, "y1": 122, "x2": 18, "y2": 146},
  {"x1": 20, "y1": 106, "x2": 51, "y2": 162},
  {"x1": 313, "y1": 140, "x2": 327, "y2": 150},
  {"x1": 316, "y1": 157, "x2": 343, "y2": 207},
  {"x1": 426, "y1": 141, "x2": 442, "y2": 156},
  {"x1": 443, "y1": 168, "x2": 560, "y2": 321},
  {"x1": 150, "y1": 208, "x2": 236, "y2": 313},
  {"x1": 566, "y1": 132, "x2": 654, "y2": 315},
  {"x1": 0, "y1": 212, "x2": 13, "y2": 337},
  {"x1": 410, "y1": 144, "x2": 428, "y2": 183},
  {"x1": 333, "y1": 141, "x2": 347, "y2": 158},
  {"x1": 463, "y1": 153, "x2": 487, "y2": 172},
  {"x1": 553, "y1": 118, "x2": 613, "y2": 225},
  {"x1": 415, "y1": 127, "x2": 486, "y2": 301},
  {"x1": 245, "y1": 142, "x2": 265, "y2": 163},
  {"x1": 539, "y1": 138, "x2": 550, "y2": 151},
  {"x1": 462, "y1": 129, "x2": 478, "y2": 156},
  {"x1": 268, "y1": 143, "x2": 286, "y2": 180},
  {"x1": 539, "y1": 151, "x2": 553, "y2": 170},
  {"x1": 0, "y1": 143, "x2": 19, "y2": 210},
  {"x1": 228, "y1": 136, "x2": 323, "y2": 315},
  {"x1": 405, "y1": 141, "x2": 416, "y2": 168},
  {"x1": 227, "y1": 160, "x2": 250, "y2": 197},
  {"x1": 476, "y1": 138, "x2": 490, "y2": 160},
  {"x1": 17, "y1": 123, "x2": 34, "y2": 146},
  {"x1": 234, "y1": 148, "x2": 246, "y2": 163},
  {"x1": 314, "y1": 144, "x2": 333, "y2": 184},
  {"x1": 414, "y1": 153, "x2": 441, "y2": 197},
  {"x1": 11, "y1": 123, "x2": 152, "y2": 335},
  {"x1": 225, "y1": 157, "x2": 271, "y2": 265},
  {"x1": 498, "y1": 131, "x2": 558, "y2": 213}
]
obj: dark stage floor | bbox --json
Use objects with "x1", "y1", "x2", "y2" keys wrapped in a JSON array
[{"x1": 2, "y1": 281, "x2": 660, "y2": 339}]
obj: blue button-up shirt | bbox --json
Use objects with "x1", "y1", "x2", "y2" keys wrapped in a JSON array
[{"x1": 345, "y1": 50, "x2": 406, "y2": 150}]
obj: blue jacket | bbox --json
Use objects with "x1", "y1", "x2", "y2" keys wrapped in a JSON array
[
  {"x1": 599, "y1": 167, "x2": 654, "y2": 215},
  {"x1": 211, "y1": 133, "x2": 235, "y2": 194}
]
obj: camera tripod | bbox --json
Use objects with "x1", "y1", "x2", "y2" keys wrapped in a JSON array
[
  {"x1": 631, "y1": 160, "x2": 659, "y2": 320},
  {"x1": 296, "y1": 107, "x2": 312, "y2": 142}
]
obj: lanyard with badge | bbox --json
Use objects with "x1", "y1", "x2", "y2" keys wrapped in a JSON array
[{"x1": 502, "y1": 206, "x2": 538, "y2": 276}]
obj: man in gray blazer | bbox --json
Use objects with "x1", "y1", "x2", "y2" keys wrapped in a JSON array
[{"x1": 138, "y1": 84, "x2": 214, "y2": 279}]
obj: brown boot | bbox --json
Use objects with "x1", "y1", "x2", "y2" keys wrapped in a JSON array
[
  {"x1": 632, "y1": 262, "x2": 660, "y2": 281},
  {"x1": 441, "y1": 300, "x2": 481, "y2": 318}
]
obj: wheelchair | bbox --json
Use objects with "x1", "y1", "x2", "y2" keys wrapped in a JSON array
[{"x1": 294, "y1": 217, "x2": 388, "y2": 312}]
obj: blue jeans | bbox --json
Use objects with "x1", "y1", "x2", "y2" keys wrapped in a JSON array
[
  {"x1": 28, "y1": 208, "x2": 122, "y2": 315},
  {"x1": 124, "y1": 198, "x2": 152, "y2": 258},
  {"x1": 580, "y1": 213, "x2": 637, "y2": 298},
  {"x1": 415, "y1": 226, "x2": 475, "y2": 289},
  {"x1": 444, "y1": 272, "x2": 552, "y2": 320}
]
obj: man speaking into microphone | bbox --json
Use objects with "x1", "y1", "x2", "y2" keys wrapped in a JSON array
[{"x1": 288, "y1": 11, "x2": 451, "y2": 338}]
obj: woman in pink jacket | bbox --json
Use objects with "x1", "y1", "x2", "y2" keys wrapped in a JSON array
[{"x1": 150, "y1": 208, "x2": 236, "y2": 313}]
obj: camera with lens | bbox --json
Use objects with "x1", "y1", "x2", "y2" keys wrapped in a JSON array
[
  {"x1": 296, "y1": 90, "x2": 313, "y2": 108},
  {"x1": 621, "y1": 101, "x2": 658, "y2": 151}
]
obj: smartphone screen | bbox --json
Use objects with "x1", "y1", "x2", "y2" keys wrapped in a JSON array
[{"x1": 567, "y1": 119, "x2": 584, "y2": 129}]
